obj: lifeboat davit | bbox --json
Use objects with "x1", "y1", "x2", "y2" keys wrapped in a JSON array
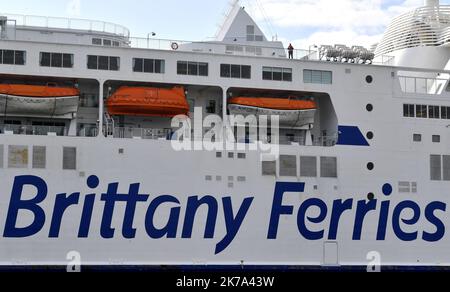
[
  {"x1": 106, "y1": 86, "x2": 190, "y2": 118},
  {"x1": 228, "y1": 97, "x2": 317, "y2": 128},
  {"x1": 0, "y1": 84, "x2": 80, "y2": 118}
]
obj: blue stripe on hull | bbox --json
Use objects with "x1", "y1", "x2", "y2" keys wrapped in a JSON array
[{"x1": 337, "y1": 126, "x2": 370, "y2": 146}]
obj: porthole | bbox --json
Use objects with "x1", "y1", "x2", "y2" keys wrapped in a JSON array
[
  {"x1": 367, "y1": 162, "x2": 375, "y2": 171},
  {"x1": 366, "y1": 75, "x2": 373, "y2": 84},
  {"x1": 366, "y1": 132, "x2": 374, "y2": 140},
  {"x1": 366, "y1": 104, "x2": 373, "y2": 112},
  {"x1": 367, "y1": 193, "x2": 375, "y2": 201}
]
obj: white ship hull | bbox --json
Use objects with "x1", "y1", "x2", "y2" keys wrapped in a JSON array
[
  {"x1": 228, "y1": 104, "x2": 316, "y2": 128},
  {"x1": 0, "y1": 94, "x2": 79, "y2": 118},
  {"x1": 0, "y1": 134, "x2": 448, "y2": 268}
]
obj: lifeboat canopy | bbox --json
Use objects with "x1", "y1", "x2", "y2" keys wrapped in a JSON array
[
  {"x1": 228, "y1": 96, "x2": 317, "y2": 129},
  {"x1": 0, "y1": 84, "x2": 80, "y2": 118},
  {"x1": 106, "y1": 86, "x2": 190, "y2": 118}
]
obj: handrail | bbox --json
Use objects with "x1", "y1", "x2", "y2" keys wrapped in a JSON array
[{"x1": 1, "y1": 13, "x2": 130, "y2": 38}]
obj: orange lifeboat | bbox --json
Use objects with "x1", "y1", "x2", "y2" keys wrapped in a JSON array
[
  {"x1": 228, "y1": 97, "x2": 317, "y2": 128},
  {"x1": 0, "y1": 84, "x2": 79, "y2": 97},
  {"x1": 106, "y1": 86, "x2": 190, "y2": 118},
  {"x1": 228, "y1": 97, "x2": 317, "y2": 111},
  {"x1": 0, "y1": 84, "x2": 80, "y2": 118}
]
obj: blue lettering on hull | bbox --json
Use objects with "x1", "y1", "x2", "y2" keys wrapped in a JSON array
[{"x1": 1, "y1": 177, "x2": 447, "y2": 255}]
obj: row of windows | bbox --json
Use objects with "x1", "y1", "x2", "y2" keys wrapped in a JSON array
[
  {"x1": 303, "y1": 70, "x2": 333, "y2": 84},
  {"x1": 132, "y1": 58, "x2": 165, "y2": 74},
  {"x1": 177, "y1": 61, "x2": 209, "y2": 76},
  {"x1": 404, "y1": 104, "x2": 450, "y2": 119},
  {"x1": 262, "y1": 156, "x2": 338, "y2": 178},
  {"x1": 0, "y1": 48, "x2": 333, "y2": 84},
  {"x1": 413, "y1": 134, "x2": 441, "y2": 143},
  {"x1": 40, "y1": 52, "x2": 74, "y2": 68},
  {"x1": 220, "y1": 64, "x2": 251, "y2": 79},
  {"x1": 92, "y1": 38, "x2": 120, "y2": 47},
  {"x1": 262, "y1": 66, "x2": 292, "y2": 82},
  {"x1": 0, "y1": 50, "x2": 26, "y2": 65},
  {"x1": 0, "y1": 145, "x2": 76, "y2": 170},
  {"x1": 87, "y1": 55, "x2": 120, "y2": 71}
]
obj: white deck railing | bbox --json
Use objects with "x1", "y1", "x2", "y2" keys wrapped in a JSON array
[{"x1": 2, "y1": 13, "x2": 130, "y2": 38}]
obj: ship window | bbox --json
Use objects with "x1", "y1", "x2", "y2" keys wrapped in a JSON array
[
  {"x1": 177, "y1": 61, "x2": 188, "y2": 75},
  {"x1": 443, "y1": 155, "x2": 450, "y2": 181},
  {"x1": 238, "y1": 153, "x2": 246, "y2": 159},
  {"x1": 320, "y1": 157, "x2": 337, "y2": 178},
  {"x1": 247, "y1": 25, "x2": 255, "y2": 41},
  {"x1": 241, "y1": 65, "x2": 251, "y2": 79},
  {"x1": 221, "y1": 64, "x2": 231, "y2": 78},
  {"x1": 429, "y1": 106, "x2": 440, "y2": 119},
  {"x1": 300, "y1": 156, "x2": 317, "y2": 177},
  {"x1": 0, "y1": 145, "x2": 3, "y2": 168},
  {"x1": 133, "y1": 58, "x2": 143, "y2": 72},
  {"x1": 63, "y1": 147, "x2": 77, "y2": 170},
  {"x1": 430, "y1": 155, "x2": 442, "y2": 181},
  {"x1": 441, "y1": 107, "x2": 450, "y2": 119},
  {"x1": 92, "y1": 38, "x2": 102, "y2": 45},
  {"x1": 262, "y1": 67, "x2": 272, "y2": 80},
  {"x1": 155, "y1": 59, "x2": 165, "y2": 73},
  {"x1": 433, "y1": 135, "x2": 441, "y2": 143},
  {"x1": 144, "y1": 58, "x2": 154, "y2": 73},
  {"x1": 8, "y1": 145, "x2": 28, "y2": 169},
  {"x1": 178, "y1": 61, "x2": 208, "y2": 76},
  {"x1": 113, "y1": 41, "x2": 120, "y2": 47},
  {"x1": 282, "y1": 68, "x2": 292, "y2": 81},
  {"x1": 188, "y1": 62, "x2": 198, "y2": 75},
  {"x1": 40, "y1": 52, "x2": 73, "y2": 68},
  {"x1": 231, "y1": 65, "x2": 241, "y2": 78},
  {"x1": 87, "y1": 55, "x2": 119, "y2": 71},
  {"x1": 199, "y1": 62, "x2": 208, "y2": 76},
  {"x1": 14, "y1": 51, "x2": 25, "y2": 65},
  {"x1": 416, "y1": 105, "x2": 428, "y2": 118},
  {"x1": 263, "y1": 66, "x2": 292, "y2": 82},
  {"x1": 3, "y1": 50, "x2": 14, "y2": 64},
  {"x1": 51, "y1": 53, "x2": 62, "y2": 67},
  {"x1": 40, "y1": 52, "x2": 51, "y2": 67},
  {"x1": 262, "y1": 160, "x2": 276, "y2": 176},
  {"x1": 87, "y1": 55, "x2": 97, "y2": 69},
  {"x1": 32, "y1": 146, "x2": 46, "y2": 169},
  {"x1": 303, "y1": 69, "x2": 332, "y2": 84},
  {"x1": 280, "y1": 155, "x2": 297, "y2": 177},
  {"x1": 403, "y1": 104, "x2": 415, "y2": 117},
  {"x1": 103, "y1": 39, "x2": 112, "y2": 46},
  {"x1": 221, "y1": 64, "x2": 251, "y2": 79},
  {"x1": 62, "y1": 54, "x2": 73, "y2": 68},
  {"x1": 98, "y1": 56, "x2": 108, "y2": 70},
  {"x1": 413, "y1": 134, "x2": 422, "y2": 142},
  {"x1": 272, "y1": 67, "x2": 282, "y2": 81}
]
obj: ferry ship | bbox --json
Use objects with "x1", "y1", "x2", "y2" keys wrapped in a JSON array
[{"x1": 0, "y1": 0, "x2": 449, "y2": 269}]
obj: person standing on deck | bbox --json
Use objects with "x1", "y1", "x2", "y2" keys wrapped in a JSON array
[{"x1": 288, "y1": 43, "x2": 294, "y2": 59}]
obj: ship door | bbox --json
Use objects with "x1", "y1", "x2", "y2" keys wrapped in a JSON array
[{"x1": 323, "y1": 242, "x2": 339, "y2": 267}]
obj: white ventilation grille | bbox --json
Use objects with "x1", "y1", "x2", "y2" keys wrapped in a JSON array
[
  {"x1": 32, "y1": 146, "x2": 46, "y2": 169},
  {"x1": 375, "y1": 5, "x2": 450, "y2": 56}
]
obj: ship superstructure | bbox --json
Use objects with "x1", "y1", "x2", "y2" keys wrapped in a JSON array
[{"x1": 0, "y1": 1, "x2": 449, "y2": 268}]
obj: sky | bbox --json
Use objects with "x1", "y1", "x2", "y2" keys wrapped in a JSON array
[{"x1": 2, "y1": 0, "x2": 450, "y2": 49}]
